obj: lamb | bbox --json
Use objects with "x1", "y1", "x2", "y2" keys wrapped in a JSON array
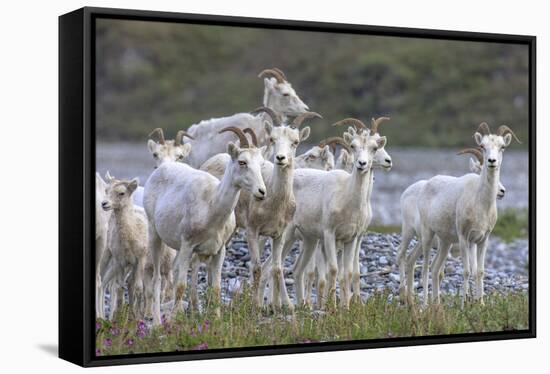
[
  {"x1": 95, "y1": 173, "x2": 110, "y2": 319},
  {"x1": 183, "y1": 68, "x2": 310, "y2": 168},
  {"x1": 144, "y1": 127, "x2": 267, "y2": 325},
  {"x1": 277, "y1": 125, "x2": 386, "y2": 309},
  {"x1": 132, "y1": 128, "x2": 194, "y2": 207},
  {"x1": 397, "y1": 146, "x2": 507, "y2": 304},
  {"x1": 407, "y1": 123, "x2": 519, "y2": 305},
  {"x1": 100, "y1": 172, "x2": 148, "y2": 318}
]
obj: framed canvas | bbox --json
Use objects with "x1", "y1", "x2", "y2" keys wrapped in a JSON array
[{"x1": 59, "y1": 6, "x2": 536, "y2": 367}]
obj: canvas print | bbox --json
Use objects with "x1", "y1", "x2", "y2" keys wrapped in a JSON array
[{"x1": 94, "y1": 17, "x2": 530, "y2": 356}]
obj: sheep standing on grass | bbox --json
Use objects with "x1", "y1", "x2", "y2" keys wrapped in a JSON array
[
  {"x1": 276, "y1": 124, "x2": 386, "y2": 309},
  {"x1": 184, "y1": 68, "x2": 310, "y2": 168},
  {"x1": 407, "y1": 123, "x2": 519, "y2": 305},
  {"x1": 144, "y1": 127, "x2": 267, "y2": 325},
  {"x1": 396, "y1": 148, "x2": 506, "y2": 304},
  {"x1": 101, "y1": 173, "x2": 148, "y2": 318}
]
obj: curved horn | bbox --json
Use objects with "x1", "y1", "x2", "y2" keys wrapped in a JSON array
[
  {"x1": 292, "y1": 112, "x2": 323, "y2": 128},
  {"x1": 496, "y1": 125, "x2": 522, "y2": 144},
  {"x1": 476, "y1": 122, "x2": 491, "y2": 135},
  {"x1": 175, "y1": 130, "x2": 194, "y2": 146},
  {"x1": 272, "y1": 68, "x2": 287, "y2": 81},
  {"x1": 457, "y1": 148, "x2": 484, "y2": 165},
  {"x1": 250, "y1": 106, "x2": 281, "y2": 126},
  {"x1": 243, "y1": 128, "x2": 259, "y2": 147},
  {"x1": 332, "y1": 118, "x2": 367, "y2": 132},
  {"x1": 320, "y1": 140, "x2": 336, "y2": 154},
  {"x1": 371, "y1": 116, "x2": 391, "y2": 134},
  {"x1": 219, "y1": 126, "x2": 249, "y2": 148},
  {"x1": 319, "y1": 137, "x2": 352, "y2": 154},
  {"x1": 148, "y1": 128, "x2": 165, "y2": 145},
  {"x1": 258, "y1": 69, "x2": 285, "y2": 84}
]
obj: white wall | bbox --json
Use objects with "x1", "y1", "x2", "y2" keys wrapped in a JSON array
[{"x1": 0, "y1": 0, "x2": 546, "y2": 372}]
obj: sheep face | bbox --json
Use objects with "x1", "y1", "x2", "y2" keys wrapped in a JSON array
[
  {"x1": 227, "y1": 142, "x2": 267, "y2": 200},
  {"x1": 263, "y1": 77, "x2": 309, "y2": 117},
  {"x1": 474, "y1": 132, "x2": 512, "y2": 170},
  {"x1": 147, "y1": 139, "x2": 192, "y2": 167},
  {"x1": 265, "y1": 123, "x2": 310, "y2": 167},
  {"x1": 370, "y1": 132, "x2": 392, "y2": 170},
  {"x1": 343, "y1": 131, "x2": 386, "y2": 174},
  {"x1": 296, "y1": 145, "x2": 334, "y2": 170},
  {"x1": 101, "y1": 175, "x2": 139, "y2": 211}
]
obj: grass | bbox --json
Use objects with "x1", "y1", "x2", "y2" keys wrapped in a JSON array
[
  {"x1": 492, "y1": 208, "x2": 529, "y2": 243},
  {"x1": 369, "y1": 208, "x2": 529, "y2": 242},
  {"x1": 95, "y1": 289, "x2": 529, "y2": 356}
]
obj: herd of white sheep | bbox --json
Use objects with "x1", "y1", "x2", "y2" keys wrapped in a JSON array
[{"x1": 95, "y1": 68, "x2": 520, "y2": 325}]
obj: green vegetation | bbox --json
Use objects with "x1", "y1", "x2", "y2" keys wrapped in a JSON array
[
  {"x1": 96, "y1": 289, "x2": 528, "y2": 356},
  {"x1": 96, "y1": 19, "x2": 529, "y2": 147},
  {"x1": 493, "y1": 208, "x2": 529, "y2": 243}
]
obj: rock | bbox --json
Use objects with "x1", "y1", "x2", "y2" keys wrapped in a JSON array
[{"x1": 379, "y1": 256, "x2": 388, "y2": 265}]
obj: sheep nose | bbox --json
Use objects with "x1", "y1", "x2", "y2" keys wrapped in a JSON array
[
  {"x1": 385, "y1": 158, "x2": 392, "y2": 164},
  {"x1": 276, "y1": 155, "x2": 286, "y2": 162},
  {"x1": 258, "y1": 188, "x2": 266, "y2": 196},
  {"x1": 101, "y1": 201, "x2": 108, "y2": 207},
  {"x1": 358, "y1": 160, "x2": 367, "y2": 167},
  {"x1": 488, "y1": 158, "x2": 497, "y2": 164},
  {"x1": 500, "y1": 188, "x2": 505, "y2": 193}
]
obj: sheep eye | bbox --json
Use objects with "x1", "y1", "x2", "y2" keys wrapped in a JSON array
[
  {"x1": 118, "y1": 192, "x2": 125, "y2": 196},
  {"x1": 177, "y1": 154, "x2": 184, "y2": 160},
  {"x1": 293, "y1": 141, "x2": 299, "y2": 146},
  {"x1": 238, "y1": 161, "x2": 247, "y2": 166},
  {"x1": 283, "y1": 93, "x2": 290, "y2": 97},
  {"x1": 153, "y1": 152, "x2": 159, "y2": 158},
  {"x1": 270, "y1": 138, "x2": 275, "y2": 143}
]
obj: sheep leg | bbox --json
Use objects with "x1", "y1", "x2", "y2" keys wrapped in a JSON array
[
  {"x1": 263, "y1": 225, "x2": 295, "y2": 307},
  {"x1": 172, "y1": 242, "x2": 194, "y2": 317},
  {"x1": 323, "y1": 230, "x2": 338, "y2": 309},
  {"x1": 458, "y1": 236, "x2": 472, "y2": 307},
  {"x1": 405, "y1": 241, "x2": 422, "y2": 304},
  {"x1": 304, "y1": 245, "x2": 318, "y2": 308},
  {"x1": 341, "y1": 238, "x2": 357, "y2": 309},
  {"x1": 397, "y1": 226, "x2": 415, "y2": 301},
  {"x1": 207, "y1": 246, "x2": 225, "y2": 316},
  {"x1": 148, "y1": 227, "x2": 164, "y2": 325},
  {"x1": 131, "y1": 257, "x2": 146, "y2": 319},
  {"x1": 246, "y1": 228, "x2": 262, "y2": 304},
  {"x1": 351, "y1": 236, "x2": 363, "y2": 304},
  {"x1": 418, "y1": 229, "x2": 435, "y2": 306},
  {"x1": 293, "y1": 237, "x2": 318, "y2": 307},
  {"x1": 189, "y1": 255, "x2": 201, "y2": 312},
  {"x1": 315, "y1": 247, "x2": 327, "y2": 309},
  {"x1": 271, "y1": 234, "x2": 293, "y2": 310},
  {"x1": 431, "y1": 240, "x2": 452, "y2": 305}
]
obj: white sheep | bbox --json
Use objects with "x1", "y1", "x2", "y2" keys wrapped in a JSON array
[
  {"x1": 396, "y1": 147, "x2": 506, "y2": 304},
  {"x1": 295, "y1": 143, "x2": 334, "y2": 171},
  {"x1": 144, "y1": 127, "x2": 266, "y2": 324},
  {"x1": 100, "y1": 173, "x2": 148, "y2": 318},
  {"x1": 277, "y1": 126, "x2": 386, "y2": 309},
  {"x1": 183, "y1": 68, "x2": 310, "y2": 168},
  {"x1": 411, "y1": 123, "x2": 519, "y2": 305}
]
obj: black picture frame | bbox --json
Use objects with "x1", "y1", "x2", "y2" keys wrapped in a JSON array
[{"x1": 59, "y1": 6, "x2": 537, "y2": 367}]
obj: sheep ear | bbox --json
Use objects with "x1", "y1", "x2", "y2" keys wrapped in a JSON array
[
  {"x1": 503, "y1": 133, "x2": 512, "y2": 147},
  {"x1": 147, "y1": 139, "x2": 157, "y2": 153},
  {"x1": 469, "y1": 158, "x2": 481, "y2": 173},
  {"x1": 343, "y1": 132, "x2": 353, "y2": 144},
  {"x1": 474, "y1": 132, "x2": 483, "y2": 146},
  {"x1": 347, "y1": 127, "x2": 356, "y2": 136},
  {"x1": 264, "y1": 77, "x2": 275, "y2": 89},
  {"x1": 259, "y1": 145, "x2": 268, "y2": 158},
  {"x1": 182, "y1": 143, "x2": 192, "y2": 157},
  {"x1": 227, "y1": 142, "x2": 239, "y2": 160},
  {"x1": 299, "y1": 126, "x2": 311, "y2": 142},
  {"x1": 376, "y1": 136, "x2": 387, "y2": 149},
  {"x1": 320, "y1": 145, "x2": 329, "y2": 157},
  {"x1": 264, "y1": 120, "x2": 273, "y2": 135},
  {"x1": 127, "y1": 178, "x2": 139, "y2": 193}
]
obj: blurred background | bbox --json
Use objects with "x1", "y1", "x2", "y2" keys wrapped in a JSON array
[{"x1": 96, "y1": 18, "x2": 529, "y2": 227}]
